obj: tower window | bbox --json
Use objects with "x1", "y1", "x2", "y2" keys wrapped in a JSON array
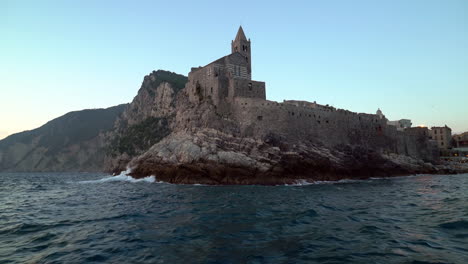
[{"x1": 248, "y1": 83, "x2": 252, "y2": 91}]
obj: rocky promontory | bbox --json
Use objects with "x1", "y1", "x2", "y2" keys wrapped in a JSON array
[
  {"x1": 126, "y1": 129, "x2": 467, "y2": 185},
  {"x1": 2, "y1": 70, "x2": 466, "y2": 182},
  {"x1": 104, "y1": 71, "x2": 468, "y2": 184}
]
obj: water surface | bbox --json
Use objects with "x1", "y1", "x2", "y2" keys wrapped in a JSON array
[{"x1": 1, "y1": 172, "x2": 467, "y2": 263}]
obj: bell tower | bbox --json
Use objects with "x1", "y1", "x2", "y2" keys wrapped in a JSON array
[{"x1": 231, "y1": 26, "x2": 251, "y2": 75}]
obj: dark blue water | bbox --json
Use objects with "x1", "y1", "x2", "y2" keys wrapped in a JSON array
[{"x1": 1, "y1": 173, "x2": 467, "y2": 264}]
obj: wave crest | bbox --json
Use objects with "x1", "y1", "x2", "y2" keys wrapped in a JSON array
[{"x1": 78, "y1": 169, "x2": 156, "y2": 184}]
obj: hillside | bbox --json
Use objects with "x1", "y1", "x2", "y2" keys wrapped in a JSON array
[
  {"x1": 0, "y1": 105, "x2": 126, "y2": 172},
  {"x1": 0, "y1": 70, "x2": 188, "y2": 173}
]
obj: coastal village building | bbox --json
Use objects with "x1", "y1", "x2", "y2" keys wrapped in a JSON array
[
  {"x1": 450, "y1": 132, "x2": 468, "y2": 158},
  {"x1": 429, "y1": 125, "x2": 452, "y2": 149},
  {"x1": 453, "y1": 132, "x2": 468, "y2": 148}
]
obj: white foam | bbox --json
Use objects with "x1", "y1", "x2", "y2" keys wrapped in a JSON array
[
  {"x1": 284, "y1": 179, "x2": 315, "y2": 186},
  {"x1": 78, "y1": 168, "x2": 157, "y2": 184},
  {"x1": 285, "y1": 178, "x2": 369, "y2": 186}
]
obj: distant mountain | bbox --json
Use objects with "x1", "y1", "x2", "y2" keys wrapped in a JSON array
[
  {"x1": 0, "y1": 104, "x2": 126, "y2": 172},
  {"x1": 0, "y1": 70, "x2": 189, "y2": 173}
]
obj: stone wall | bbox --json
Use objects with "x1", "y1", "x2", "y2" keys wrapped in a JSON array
[
  {"x1": 228, "y1": 98, "x2": 437, "y2": 161},
  {"x1": 186, "y1": 49, "x2": 264, "y2": 106},
  {"x1": 229, "y1": 79, "x2": 265, "y2": 100}
]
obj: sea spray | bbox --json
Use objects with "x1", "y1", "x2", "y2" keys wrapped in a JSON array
[{"x1": 78, "y1": 168, "x2": 156, "y2": 184}]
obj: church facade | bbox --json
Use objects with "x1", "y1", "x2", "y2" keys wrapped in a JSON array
[{"x1": 186, "y1": 26, "x2": 266, "y2": 105}]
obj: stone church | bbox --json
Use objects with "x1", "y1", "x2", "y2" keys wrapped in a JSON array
[{"x1": 186, "y1": 26, "x2": 266, "y2": 105}]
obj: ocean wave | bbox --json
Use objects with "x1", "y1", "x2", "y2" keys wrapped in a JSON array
[
  {"x1": 438, "y1": 220, "x2": 468, "y2": 230},
  {"x1": 285, "y1": 178, "x2": 368, "y2": 186},
  {"x1": 284, "y1": 179, "x2": 315, "y2": 186},
  {"x1": 285, "y1": 175, "x2": 431, "y2": 186},
  {"x1": 77, "y1": 169, "x2": 156, "y2": 184}
]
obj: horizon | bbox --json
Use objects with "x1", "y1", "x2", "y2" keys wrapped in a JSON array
[{"x1": 1, "y1": 0, "x2": 467, "y2": 140}]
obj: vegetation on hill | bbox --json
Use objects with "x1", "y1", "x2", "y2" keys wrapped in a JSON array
[
  {"x1": 0, "y1": 105, "x2": 126, "y2": 153},
  {"x1": 0, "y1": 104, "x2": 127, "y2": 172},
  {"x1": 109, "y1": 117, "x2": 171, "y2": 157},
  {"x1": 144, "y1": 70, "x2": 188, "y2": 96}
]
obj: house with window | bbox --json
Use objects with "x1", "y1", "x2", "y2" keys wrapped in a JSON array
[{"x1": 429, "y1": 125, "x2": 452, "y2": 149}]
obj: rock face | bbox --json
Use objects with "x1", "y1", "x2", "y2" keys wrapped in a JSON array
[
  {"x1": 127, "y1": 129, "x2": 459, "y2": 185},
  {"x1": 103, "y1": 70, "x2": 188, "y2": 173},
  {"x1": 112, "y1": 71, "x2": 467, "y2": 184}
]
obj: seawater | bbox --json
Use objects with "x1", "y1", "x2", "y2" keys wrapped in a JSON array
[{"x1": 0, "y1": 173, "x2": 467, "y2": 264}]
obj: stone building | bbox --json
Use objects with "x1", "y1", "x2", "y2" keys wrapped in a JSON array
[
  {"x1": 180, "y1": 26, "x2": 438, "y2": 162},
  {"x1": 375, "y1": 109, "x2": 411, "y2": 131},
  {"x1": 376, "y1": 108, "x2": 384, "y2": 119},
  {"x1": 453, "y1": 132, "x2": 468, "y2": 148},
  {"x1": 429, "y1": 125, "x2": 452, "y2": 149},
  {"x1": 186, "y1": 26, "x2": 266, "y2": 105},
  {"x1": 387, "y1": 119, "x2": 412, "y2": 131}
]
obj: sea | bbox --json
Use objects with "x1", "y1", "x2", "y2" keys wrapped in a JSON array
[{"x1": 0, "y1": 172, "x2": 467, "y2": 264}]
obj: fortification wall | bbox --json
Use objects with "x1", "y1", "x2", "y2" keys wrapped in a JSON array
[
  {"x1": 229, "y1": 98, "x2": 436, "y2": 161},
  {"x1": 229, "y1": 79, "x2": 265, "y2": 100}
]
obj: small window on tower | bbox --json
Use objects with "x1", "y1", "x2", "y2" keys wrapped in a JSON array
[{"x1": 248, "y1": 83, "x2": 252, "y2": 91}]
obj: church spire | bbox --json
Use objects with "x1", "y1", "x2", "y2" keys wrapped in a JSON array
[
  {"x1": 235, "y1": 26, "x2": 247, "y2": 41},
  {"x1": 231, "y1": 26, "x2": 251, "y2": 75}
]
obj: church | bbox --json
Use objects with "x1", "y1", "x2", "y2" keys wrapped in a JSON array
[{"x1": 186, "y1": 26, "x2": 266, "y2": 105}]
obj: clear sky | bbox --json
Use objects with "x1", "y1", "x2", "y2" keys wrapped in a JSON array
[{"x1": 1, "y1": 0, "x2": 467, "y2": 140}]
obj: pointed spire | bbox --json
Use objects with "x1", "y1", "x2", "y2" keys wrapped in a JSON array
[{"x1": 235, "y1": 26, "x2": 247, "y2": 41}]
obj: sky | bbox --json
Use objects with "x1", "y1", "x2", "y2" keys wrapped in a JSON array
[{"x1": 1, "y1": 0, "x2": 467, "y2": 140}]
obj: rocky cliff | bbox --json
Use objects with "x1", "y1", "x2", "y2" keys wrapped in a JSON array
[
  {"x1": 127, "y1": 129, "x2": 444, "y2": 185},
  {"x1": 103, "y1": 70, "x2": 188, "y2": 173},
  {"x1": 106, "y1": 71, "x2": 468, "y2": 184}
]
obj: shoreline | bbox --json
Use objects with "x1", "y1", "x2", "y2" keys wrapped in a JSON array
[{"x1": 127, "y1": 160, "x2": 468, "y2": 186}]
